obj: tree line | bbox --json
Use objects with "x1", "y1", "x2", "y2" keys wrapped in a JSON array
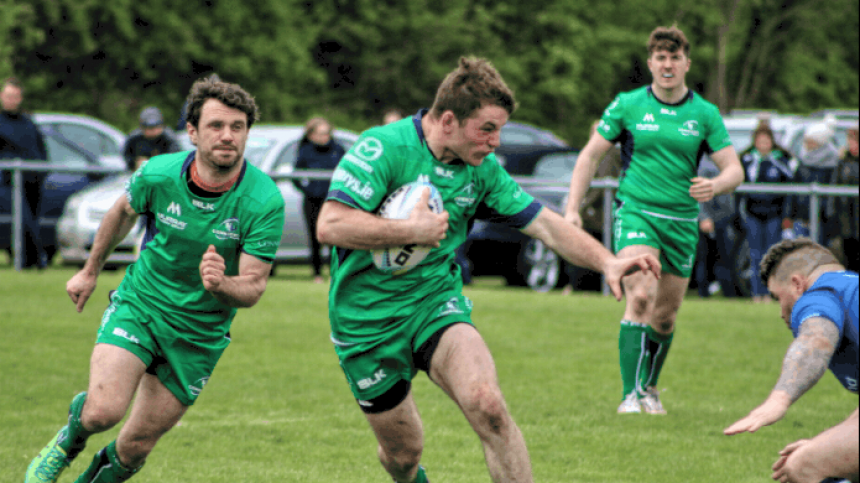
[{"x1": 2, "y1": 0, "x2": 857, "y2": 146}]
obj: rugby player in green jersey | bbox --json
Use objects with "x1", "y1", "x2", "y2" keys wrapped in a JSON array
[
  {"x1": 317, "y1": 57, "x2": 661, "y2": 483},
  {"x1": 25, "y1": 76, "x2": 285, "y2": 483},
  {"x1": 564, "y1": 26, "x2": 744, "y2": 415}
]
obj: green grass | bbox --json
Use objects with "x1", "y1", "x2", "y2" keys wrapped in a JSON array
[{"x1": 1, "y1": 264, "x2": 854, "y2": 482}]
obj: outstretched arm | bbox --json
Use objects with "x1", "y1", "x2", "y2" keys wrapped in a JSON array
[
  {"x1": 522, "y1": 208, "x2": 660, "y2": 300},
  {"x1": 66, "y1": 194, "x2": 140, "y2": 312},
  {"x1": 724, "y1": 317, "x2": 840, "y2": 435}
]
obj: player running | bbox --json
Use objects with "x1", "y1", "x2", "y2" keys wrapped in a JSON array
[
  {"x1": 316, "y1": 56, "x2": 661, "y2": 483},
  {"x1": 24, "y1": 76, "x2": 285, "y2": 483},
  {"x1": 564, "y1": 25, "x2": 744, "y2": 415}
]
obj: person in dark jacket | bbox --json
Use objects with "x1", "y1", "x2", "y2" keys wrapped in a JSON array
[
  {"x1": 739, "y1": 121, "x2": 797, "y2": 303},
  {"x1": 828, "y1": 121, "x2": 859, "y2": 271},
  {"x1": 0, "y1": 77, "x2": 49, "y2": 269},
  {"x1": 294, "y1": 117, "x2": 345, "y2": 283},
  {"x1": 122, "y1": 106, "x2": 181, "y2": 172},
  {"x1": 787, "y1": 121, "x2": 840, "y2": 244}
]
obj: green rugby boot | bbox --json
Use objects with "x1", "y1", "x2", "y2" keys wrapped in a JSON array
[{"x1": 24, "y1": 427, "x2": 71, "y2": 482}]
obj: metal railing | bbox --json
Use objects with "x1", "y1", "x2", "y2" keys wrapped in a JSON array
[{"x1": 3, "y1": 161, "x2": 858, "y2": 297}]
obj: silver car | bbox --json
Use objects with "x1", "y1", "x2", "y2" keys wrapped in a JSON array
[{"x1": 57, "y1": 125, "x2": 358, "y2": 267}]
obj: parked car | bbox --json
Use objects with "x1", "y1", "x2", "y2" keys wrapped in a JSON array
[
  {"x1": 56, "y1": 125, "x2": 359, "y2": 268},
  {"x1": 461, "y1": 148, "x2": 592, "y2": 292},
  {"x1": 1, "y1": 114, "x2": 126, "y2": 264}
]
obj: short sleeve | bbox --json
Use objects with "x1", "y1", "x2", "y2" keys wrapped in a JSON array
[
  {"x1": 704, "y1": 107, "x2": 732, "y2": 154},
  {"x1": 124, "y1": 164, "x2": 152, "y2": 215},
  {"x1": 597, "y1": 94, "x2": 625, "y2": 143},
  {"x1": 326, "y1": 131, "x2": 394, "y2": 212},
  {"x1": 241, "y1": 193, "x2": 285, "y2": 263},
  {"x1": 790, "y1": 290, "x2": 846, "y2": 338},
  {"x1": 477, "y1": 159, "x2": 542, "y2": 229}
]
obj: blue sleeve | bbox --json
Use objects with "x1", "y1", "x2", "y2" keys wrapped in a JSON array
[{"x1": 790, "y1": 290, "x2": 846, "y2": 338}]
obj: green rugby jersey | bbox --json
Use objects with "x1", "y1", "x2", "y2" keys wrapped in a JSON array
[
  {"x1": 123, "y1": 151, "x2": 285, "y2": 336},
  {"x1": 327, "y1": 110, "x2": 542, "y2": 335},
  {"x1": 598, "y1": 86, "x2": 731, "y2": 217}
]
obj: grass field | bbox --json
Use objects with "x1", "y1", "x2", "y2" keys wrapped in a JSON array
[{"x1": 1, "y1": 263, "x2": 855, "y2": 482}]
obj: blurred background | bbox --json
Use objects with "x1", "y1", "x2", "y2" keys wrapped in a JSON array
[{"x1": 1, "y1": 0, "x2": 857, "y2": 144}]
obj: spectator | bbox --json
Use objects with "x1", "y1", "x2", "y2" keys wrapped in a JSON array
[
  {"x1": 694, "y1": 154, "x2": 739, "y2": 297},
  {"x1": 562, "y1": 119, "x2": 621, "y2": 295},
  {"x1": 829, "y1": 120, "x2": 859, "y2": 272},
  {"x1": 122, "y1": 106, "x2": 181, "y2": 172},
  {"x1": 787, "y1": 121, "x2": 839, "y2": 244},
  {"x1": 382, "y1": 107, "x2": 404, "y2": 125},
  {"x1": 0, "y1": 77, "x2": 48, "y2": 269},
  {"x1": 294, "y1": 116, "x2": 345, "y2": 283},
  {"x1": 738, "y1": 121, "x2": 797, "y2": 303}
]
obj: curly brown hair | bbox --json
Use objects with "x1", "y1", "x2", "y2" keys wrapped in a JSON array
[
  {"x1": 647, "y1": 25, "x2": 690, "y2": 56},
  {"x1": 760, "y1": 238, "x2": 840, "y2": 285},
  {"x1": 429, "y1": 56, "x2": 517, "y2": 122},
  {"x1": 185, "y1": 75, "x2": 259, "y2": 129}
]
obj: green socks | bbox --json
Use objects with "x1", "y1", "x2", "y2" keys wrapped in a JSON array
[
  {"x1": 618, "y1": 320, "x2": 649, "y2": 398},
  {"x1": 643, "y1": 325, "x2": 673, "y2": 389},
  {"x1": 59, "y1": 392, "x2": 91, "y2": 460},
  {"x1": 618, "y1": 321, "x2": 674, "y2": 399},
  {"x1": 393, "y1": 465, "x2": 429, "y2": 483},
  {"x1": 74, "y1": 441, "x2": 143, "y2": 483}
]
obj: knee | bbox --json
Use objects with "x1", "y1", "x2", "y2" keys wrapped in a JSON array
[
  {"x1": 652, "y1": 312, "x2": 677, "y2": 334},
  {"x1": 80, "y1": 400, "x2": 126, "y2": 432},
  {"x1": 379, "y1": 443, "x2": 422, "y2": 476},
  {"x1": 116, "y1": 437, "x2": 155, "y2": 469},
  {"x1": 460, "y1": 383, "x2": 510, "y2": 437},
  {"x1": 626, "y1": 287, "x2": 653, "y2": 316}
]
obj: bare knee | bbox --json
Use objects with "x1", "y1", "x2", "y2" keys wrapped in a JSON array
[
  {"x1": 652, "y1": 309, "x2": 678, "y2": 334},
  {"x1": 116, "y1": 436, "x2": 157, "y2": 469},
  {"x1": 81, "y1": 400, "x2": 127, "y2": 432},
  {"x1": 378, "y1": 442, "x2": 422, "y2": 477},
  {"x1": 460, "y1": 383, "x2": 511, "y2": 438}
]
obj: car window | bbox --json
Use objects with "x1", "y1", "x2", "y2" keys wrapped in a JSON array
[
  {"x1": 44, "y1": 136, "x2": 93, "y2": 168},
  {"x1": 533, "y1": 152, "x2": 579, "y2": 181},
  {"x1": 243, "y1": 136, "x2": 276, "y2": 168},
  {"x1": 54, "y1": 123, "x2": 121, "y2": 157},
  {"x1": 500, "y1": 126, "x2": 539, "y2": 145}
]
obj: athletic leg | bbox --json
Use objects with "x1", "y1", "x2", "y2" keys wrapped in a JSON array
[
  {"x1": 639, "y1": 273, "x2": 687, "y2": 414},
  {"x1": 616, "y1": 245, "x2": 660, "y2": 408},
  {"x1": 75, "y1": 373, "x2": 188, "y2": 482},
  {"x1": 428, "y1": 324, "x2": 532, "y2": 483},
  {"x1": 364, "y1": 391, "x2": 426, "y2": 482},
  {"x1": 26, "y1": 344, "x2": 145, "y2": 483}
]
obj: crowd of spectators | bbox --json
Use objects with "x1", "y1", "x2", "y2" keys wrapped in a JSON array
[{"x1": 695, "y1": 116, "x2": 859, "y2": 301}]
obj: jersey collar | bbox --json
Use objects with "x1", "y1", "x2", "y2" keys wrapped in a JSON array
[
  {"x1": 181, "y1": 150, "x2": 248, "y2": 190},
  {"x1": 412, "y1": 108, "x2": 465, "y2": 166},
  {"x1": 647, "y1": 86, "x2": 694, "y2": 107}
]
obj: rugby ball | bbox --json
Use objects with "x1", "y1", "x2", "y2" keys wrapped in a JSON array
[{"x1": 371, "y1": 181, "x2": 444, "y2": 274}]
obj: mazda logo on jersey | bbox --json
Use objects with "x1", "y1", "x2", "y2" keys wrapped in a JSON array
[{"x1": 213, "y1": 217, "x2": 240, "y2": 240}]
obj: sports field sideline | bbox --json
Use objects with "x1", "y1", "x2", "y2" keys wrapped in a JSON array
[{"x1": 1, "y1": 264, "x2": 853, "y2": 482}]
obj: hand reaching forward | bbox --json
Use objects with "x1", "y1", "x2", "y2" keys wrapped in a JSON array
[
  {"x1": 200, "y1": 245, "x2": 226, "y2": 292},
  {"x1": 724, "y1": 393, "x2": 791, "y2": 435},
  {"x1": 604, "y1": 253, "x2": 662, "y2": 301},
  {"x1": 408, "y1": 188, "x2": 449, "y2": 247}
]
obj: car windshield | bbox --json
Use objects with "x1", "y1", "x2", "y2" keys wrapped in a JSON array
[{"x1": 243, "y1": 137, "x2": 276, "y2": 168}]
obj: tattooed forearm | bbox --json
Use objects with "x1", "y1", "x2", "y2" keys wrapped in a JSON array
[{"x1": 774, "y1": 317, "x2": 841, "y2": 403}]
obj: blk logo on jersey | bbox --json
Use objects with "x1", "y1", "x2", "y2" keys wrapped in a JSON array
[
  {"x1": 193, "y1": 199, "x2": 215, "y2": 211},
  {"x1": 213, "y1": 217, "x2": 240, "y2": 240},
  {"x1": 435, "y1": 166, "x2": 454, "y2": 179},
  {"x1": 357, "y1": 369, "x2": 387, "y2": 390}
]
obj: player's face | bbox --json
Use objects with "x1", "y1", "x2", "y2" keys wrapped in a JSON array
[
  {"x1": 189, "y1": 99, "x2": 248, "y2": 172},
  {"x1": 647, "y1": 49, "x2": 690, "y2": 91},
  {"x1": 451, "y1": 104, "x2": 508, "y2": 167},
  {"x1": 767, "y1": 277, "x2": 805, "y2": 327}
]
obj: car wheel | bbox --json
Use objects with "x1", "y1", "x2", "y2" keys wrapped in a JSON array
[{"x1": 514, "y1": 238, "x2": 560, "y2": 292}]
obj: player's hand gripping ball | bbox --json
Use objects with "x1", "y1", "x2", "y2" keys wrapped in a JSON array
[{"x1": 372, "y1": 181, "x2": 444, "y2": 274}]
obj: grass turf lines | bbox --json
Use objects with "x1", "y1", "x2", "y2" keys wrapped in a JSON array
[{"x1": 2, "y1": 265, "x2": 854, "y2": 482}]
